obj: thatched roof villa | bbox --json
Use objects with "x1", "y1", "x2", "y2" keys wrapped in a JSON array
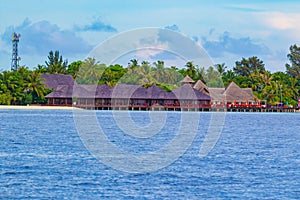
[
  {"x1": 193, "y1": 80, "x2": 257, "y2": 108},
  {"x1": 41, "y1": 74, "x2": 257, "y2": 110}
]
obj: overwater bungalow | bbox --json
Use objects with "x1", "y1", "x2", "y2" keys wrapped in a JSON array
[
  {"x1": 42, "y1": 74, "x2": 211, "y2": 110},
  {"x1": 41, "y1": 74, "x2": 262, "y2": 111},
  {"x1": 41, "y1": 74, "x2": 75, "y2": 105},
  {"x1": 193, "y1": 80, "x2": 259, "y2": 108}
]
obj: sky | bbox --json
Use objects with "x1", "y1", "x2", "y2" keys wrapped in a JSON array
[{"x1": 1, "y1": 0, "x2": 300, "y2": 72}]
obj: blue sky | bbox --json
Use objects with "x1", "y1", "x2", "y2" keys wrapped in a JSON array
[{"x1": 1, "y1": 0, "x2": 300, "y2": 72}]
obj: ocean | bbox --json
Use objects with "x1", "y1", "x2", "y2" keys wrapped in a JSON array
[{"x1": 0, "y1": 110, "x2": 299, "y2": 199}]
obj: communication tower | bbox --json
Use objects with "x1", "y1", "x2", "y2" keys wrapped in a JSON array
[{"x1": 11, "y1": 32, "x2": 21, "y2": 71}]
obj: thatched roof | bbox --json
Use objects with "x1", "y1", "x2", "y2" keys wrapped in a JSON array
[
  {"x1": 223, "y1": 82, "x2": 254, "y2": 101},
  {"x1": 45, "y1": 85, "x2": 73, "y2": 98},
  {"x1": 131, "y1": 86, "x2": 148, "y2": 99},
  {"x1": 242, "y1": 88, "x2": 255, "y2": 100},
  {"x1": 146, "y1": 85, "x2": 175, "y2": 99},
  {"x1": 113, "y1": 85, "x2": 173, "y2": 100},
  {"x1": 173, "y1": 85, "x2": 211, "y2": 100},
  {"x1": 42, "y1": 74, "x2": 76, "y2": 99},
  {"x1": 43, "y1": 73, "x2": 254, "y2": 102},
  {"x1": 180, "y1": 75, "x2": 195, "y2": 83},
  {"x1": 208, "y1": 88, "x2": 225, "y2": 101},
  {"x1": 41, "y1": 74, "x2": 75, "y2": 90},
  {"x1": 96, "y1": 84, "x2": 112, "y2": 98},
  {"x1": 73, "y1": 85, "x2": 97, "y2": 98},
  {"x1": 193, "y1": 79, "x2": 210, "y2": 95},
  {"x1": 205, "y1": 82, "x2": 255, "y2": 102},
  {"x1": 130, "y1": 85, "x2": 165, "y2": 99},
  {"x1": 111, "y1": 84, "x2": 141, "y2": 99}
]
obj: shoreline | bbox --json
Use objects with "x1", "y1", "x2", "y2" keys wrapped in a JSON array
[{"x1": 0, "y1": 105, "x2": 81, "y2": 110}]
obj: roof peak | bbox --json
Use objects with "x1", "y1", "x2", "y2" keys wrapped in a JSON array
[{"x1": 180, "y1": 75, "x2": 195, "y2": 83}]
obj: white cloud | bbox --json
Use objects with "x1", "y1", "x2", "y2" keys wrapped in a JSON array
[
  {"x1": 201, "y1": 31, "x2": 271, "y2": 57},
  {"x1": 257, "y1": 11, "x2": 300, "y2": 41},
  {"x1": 1, "y1": 19, "x2": 92, "y2": 57},
  {"x1": 224, "y1": 4, "x2": 264, "y2": 12},
  {"x1": 0, "y1": 18, "x2": 96, "y2": 68},
  {"x1": 261, "y1": 12, "x2": 300, "y2": 30},
  {"x1": 74, "y1": 18, "x2": 117, "y2": 32}
]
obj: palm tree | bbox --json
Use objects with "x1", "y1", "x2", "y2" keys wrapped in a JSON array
[
  {"x1": 248, "y1": 69, "x2": 261, "y2": 92},
  {"x1": 67, "y1": 61, "x2": 82, "y2": 79},
  {"x1": 35, "y1": 65, "x2": 47, "y2": 73},
  {"x1": 153, "y1": 60, "x2": 166, "y2": 83},
  {"x1": 222, "y1": 70, "x2": 236, "y2": 86},
  {"x1": 195, "y1": 66, "x2": 206, "y2": 83},
  {"x1": 128, "y1": 59, "x2": 139, "y2": 69},
  {"x1": 288, "y1": 76, "x2": 300, "y2": 102},
  {"x1": 3, "y1": 71, "x2": 24, "y2": 104},
  {"x1": 25, "y1": 70, "x2": 47, "y2": 101},
  {"x1": 286, "y1": 44, "x2": 300, "y2": 78},
  {"x1": 215, "y1": 63, "x2": 227, "y2": 75},
  {"x1": 184, "y1": 61, "x2": 197, "y2": 80},
  {"x1": 205, "y1": 66, "x2": 223, "y2": 87},
  {"x1": 77, "y1": 57, "x2": 105, "y2": 84},
  {"x1": 45, "y1": 50, "x2": 68, "y2": 74}
]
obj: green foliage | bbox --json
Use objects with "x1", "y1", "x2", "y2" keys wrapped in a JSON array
[
  {"x1": 184, "y1": 61, "x2": 197, "y2": 80},
  {"x1": 23, "y1": 93, "x2": 33, "y2": 105},
  {"x1": 98, "y1": 64, "x2": 127, "y2": 87},
  {"x1": 154, "y1": 82, "x2": 175, "y2": 92},
  {"x1": 45, "y1": 50, "x2": 68, "y2": 74},
  {"x1": 204, "y1": 66, "x2": 224, "y2": 87},
  {"x1": 286, "y1": 44, "x2": 300, "y2": 78},
  {"x1": 35, "y1": 65, "x2": 47, "y2": 73},
  {"x1": 1, "y1": 46, "x2": 300, "y2": 107},
  {"x1": 76, "y1": 58, "x2": 105, "y2": 84},
  {"x1": 222, "y1": 70, "x2": 236, "y2": 87},
  {"x1": 215, "y1": 63, "x2": 227, "y2": 75},
  {"x1": 67, "y1": 60, "x2": 82, "y2": 79},
  {"x1": 0, "y1": 67, "x2": 49, "y2": 105},
  {"x1": 234, "y1": 56, "x2": 265, "y2": 76},
  {"x1": 0, "y1": 93, "x2": 12, "y2": 105},
  {"x1": 120, "y1": 60, "x2": 182, "y2": 87}
]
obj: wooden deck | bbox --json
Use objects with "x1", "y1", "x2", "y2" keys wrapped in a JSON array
[{"x1": 69, "y1": 104, "x2": 298, "y2": 112}]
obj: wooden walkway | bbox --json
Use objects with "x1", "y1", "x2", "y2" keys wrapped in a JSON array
[{"x1": 71, "y1": 104, "x2": 298, "y2": 112}]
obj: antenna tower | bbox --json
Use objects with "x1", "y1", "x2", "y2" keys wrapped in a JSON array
[{"x1": 11, "y1": 32, "x2": 21, "y2": 71}]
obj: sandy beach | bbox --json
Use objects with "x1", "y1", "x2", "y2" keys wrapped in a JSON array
[{"x1": 0, "y1": 105, "x2": 81, "y2": 110}]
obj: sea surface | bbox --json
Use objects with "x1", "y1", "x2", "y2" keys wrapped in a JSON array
[{"x1": 0, "y1": 109, "x2": 299, "y2": 199}]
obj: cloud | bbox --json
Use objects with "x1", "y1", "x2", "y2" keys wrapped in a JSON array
[
  {"x1": 74, "y1": 18, "x2": 117, "y2": 32},
  {"x1": 260, "y1": 12, "x2": 300, "y2": 30},
  {"x1": 208, "y1": 28, "x2": 215, "y2": 36},
  {"x1": 157, "y1": 28, "x2": 213, "y2": 67},
  {"x1": 164, "y1": 24, "x2": 180, "y2": 32},
  {"x1": 1, "y1": 18, "x2": 92, "y2": 57},
  {"x1": 201, "y1": 31, "x2": 271, "y2": 57},
  {"x1": 257, "y1": 11, "x2": 300, "y2": 41},
  {"x1": 224, "y1": 4, "x2": 264, "y2": 12}
]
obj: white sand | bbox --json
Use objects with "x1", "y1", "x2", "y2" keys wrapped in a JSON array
[{"x1": 0, "y1": 105, "x2": 81, "y2": 110}]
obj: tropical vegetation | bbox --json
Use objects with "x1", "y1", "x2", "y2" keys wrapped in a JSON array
[{"x1": 0, "y1": 46, "x2": 300, "y2": 106}]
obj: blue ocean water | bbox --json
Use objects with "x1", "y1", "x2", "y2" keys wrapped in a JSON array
[{"x1": 0, "y1": 110, "x2": 299, "y2": 199}]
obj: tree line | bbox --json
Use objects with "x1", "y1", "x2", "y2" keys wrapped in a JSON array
[{"x1": 1, "y1": 45, "x2": 300, "y2": 106}]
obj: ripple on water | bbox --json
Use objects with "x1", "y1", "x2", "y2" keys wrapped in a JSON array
[{"x1": 0, "y1": 110, "x2": 299, "y2": 199}]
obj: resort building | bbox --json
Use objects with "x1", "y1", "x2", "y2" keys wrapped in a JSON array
[
  {"x1": 41, "y1": 74, "x2": 211, "y2": 110},
  {"x1": 40, "y1": 74, "x2": 75, "y2": 105},
  {"x1": 193, "y1": 80, "x2": 258, "y2": 108},
  {"x1": 41, "y1": 74, "x2": 258, "y2": 110}
]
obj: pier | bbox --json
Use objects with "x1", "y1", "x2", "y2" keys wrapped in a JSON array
[{"x1": 73, "y1": 104, "x2": 298, "y2": 112}]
